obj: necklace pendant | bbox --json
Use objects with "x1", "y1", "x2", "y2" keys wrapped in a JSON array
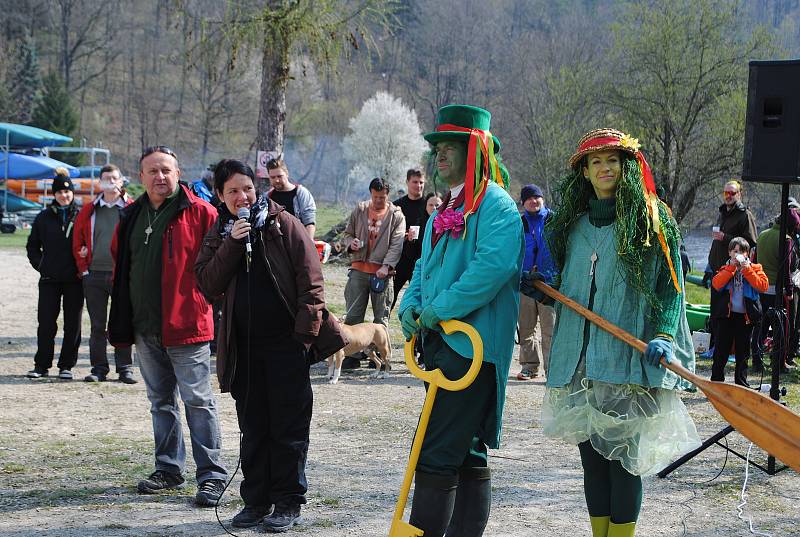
[
  {"x1": 144, "y1": 226, "x2": 153, "y2": 245},
  {"x1": 589, "y1": 251, "x2": 598, "y2": 277}
]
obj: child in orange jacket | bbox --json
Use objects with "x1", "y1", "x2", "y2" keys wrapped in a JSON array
[{"x1": 710, "y1": 236, "x2": 769, "y2": 387}]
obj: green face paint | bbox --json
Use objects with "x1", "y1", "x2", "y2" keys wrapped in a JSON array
[{"x1": 434, "y1": 140, "x2": 468, "y2": 186}]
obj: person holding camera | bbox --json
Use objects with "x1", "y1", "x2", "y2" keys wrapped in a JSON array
[{"x1": 710, "y1": 236, "x2": 768, "y2": 387}]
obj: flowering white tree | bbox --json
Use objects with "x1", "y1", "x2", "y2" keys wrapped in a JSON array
[{"x1": 342, "y1": 91, "x2": 428, "y2": 196}]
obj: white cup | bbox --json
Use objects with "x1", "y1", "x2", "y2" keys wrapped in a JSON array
[
  {"x1": 409, "y1": 226, "x2": 420, "y2": 240},
  {"x1": 712, "y1": 226, "x2": 720, "y2": 233}
]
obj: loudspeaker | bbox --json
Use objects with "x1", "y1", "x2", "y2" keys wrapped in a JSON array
[{"x1": 743, "y1": 59, "x2": 800, "y2": 184}]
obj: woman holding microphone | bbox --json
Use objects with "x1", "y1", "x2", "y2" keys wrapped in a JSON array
[{"x1": 195, "y1": 159, "x2": 344, "y2": 532}]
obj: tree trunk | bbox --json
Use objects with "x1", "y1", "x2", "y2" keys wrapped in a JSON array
[{"x1": 256, "y1": 27, "x2": 290, "y2": 185}]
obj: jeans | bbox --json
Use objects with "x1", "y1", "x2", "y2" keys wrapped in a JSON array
[
  {"x1": 83, "y1": 271, "x2": 132, "y2": 376},
  {"x1": 134, "y1": 334, "x2": 227, "y2": 483},
  {"x1": 34, "y1": 280, "x2": 83, "y2": 371},
  {"x1": 517, "y1": 293, "x2": 555, "y2": 374}
]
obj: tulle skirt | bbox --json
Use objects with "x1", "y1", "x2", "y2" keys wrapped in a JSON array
[{"x1": 542, "y1": 359, "x2": 701, "y2": 476}]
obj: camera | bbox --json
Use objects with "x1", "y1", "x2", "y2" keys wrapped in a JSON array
[{"x1": 736, "y1": 254, "x2": 747, "y2": 264}]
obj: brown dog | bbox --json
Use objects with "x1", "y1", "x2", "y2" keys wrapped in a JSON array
[{"x1": 327, "y1": 319, "x2": 392, "y2": 384}]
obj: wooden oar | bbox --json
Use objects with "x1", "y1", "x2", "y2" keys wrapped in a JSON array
[{"x1": 533, "y1": 280, "x2": 800, "y2": 473}]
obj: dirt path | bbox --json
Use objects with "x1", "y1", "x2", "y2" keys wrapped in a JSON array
[{"x1": 0, "y1": 249, "x2": 797, "y2": 536}]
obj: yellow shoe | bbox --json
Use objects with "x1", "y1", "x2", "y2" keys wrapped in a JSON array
[
  {"x1": 590, "y1": 515, "x2": 610, "y2": 536},
  {"x1": 607, "y1": 521, "x2": 636, "y2": 537}
]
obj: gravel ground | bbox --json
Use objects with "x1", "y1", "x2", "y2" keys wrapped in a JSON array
[{"x1": 0, "y1": 249, "x2": 798, "y2": 536}]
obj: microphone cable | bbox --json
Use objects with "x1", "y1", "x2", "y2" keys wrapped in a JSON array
[{"x1": 214, "y1": 238, "x2": 254, "y2": 537}]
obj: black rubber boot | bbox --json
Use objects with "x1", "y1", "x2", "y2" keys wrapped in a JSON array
[
  {"x1": 445, "y1": 467, "x2": 491, "y2": 536},
  {"x1": 408, "y1": 471, "x2": 459, "y2": 537}
]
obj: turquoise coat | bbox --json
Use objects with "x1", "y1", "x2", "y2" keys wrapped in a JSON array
[{"x1": 399, "y1": 182, "x2": 524, "y2": 447}]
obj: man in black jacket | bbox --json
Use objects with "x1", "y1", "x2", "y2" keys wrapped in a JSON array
[
  {"x1": 25, "y1": 173, "x2": 83, "y2": 379},
  {"x1": 704, "y1": 180, "x2": 758, "y2": 366}
]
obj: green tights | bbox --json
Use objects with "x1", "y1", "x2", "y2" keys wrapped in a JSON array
[{"x1": 578, "y1": 441, "x2": 642, "y2": 524}]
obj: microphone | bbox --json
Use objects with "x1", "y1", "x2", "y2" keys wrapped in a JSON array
[{"x1": 237, "y1": 207, "x2": 252, "y2": 266}]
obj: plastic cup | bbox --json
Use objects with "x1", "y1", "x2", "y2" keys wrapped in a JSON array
[{"x1": 409, "y1": 226, "x2": 420, "y2": 240}]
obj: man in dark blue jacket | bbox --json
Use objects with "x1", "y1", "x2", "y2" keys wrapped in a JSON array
[{"x1": 516, "y1": 184, "x2": 557, "y2": 380}]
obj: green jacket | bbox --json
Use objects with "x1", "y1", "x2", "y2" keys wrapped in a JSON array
[
  {"x1": 547, "y1": 215, "x2": 695, "y2": 390},
  {"x1": 399, "y1": 182, "x2": 524, "y2": 447}
]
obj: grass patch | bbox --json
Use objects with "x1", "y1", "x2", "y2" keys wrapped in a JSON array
[
  {"x1": 685, "y1": 271, "x2": 710, "y2": 305},
  {"x1": 319, "y1": 496, "x2": 341, "y2": 507},
  {"x1": 2, "y1": 462, "x2": 25, "y2": 473},
  {"x1": 0, "y1": 227, "x2": 30, "y2": 249},
  {"x1": 315, "y1": 203, "x2": 348, "y2": 239}
]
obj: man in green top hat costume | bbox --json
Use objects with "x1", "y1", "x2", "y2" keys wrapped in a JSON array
[{"x1": 398, "y1": 104, "x2": 524, "y2": 536}]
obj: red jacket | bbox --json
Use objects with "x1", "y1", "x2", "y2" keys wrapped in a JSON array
[
  {"x1": 72, "y1": 193, "x2": 133, "y2": 274},
  {"x1": 109, "y1": 184, "x2": 218, "y2": 347}
]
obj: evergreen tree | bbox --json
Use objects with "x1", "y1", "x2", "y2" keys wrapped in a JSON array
[
  {"x1": 31, "y1": 72, "x2": 82, "y2": 165},
  {"x1": 31, "y1": 72, "x2": 79, "y2": 139},
  {"x1": 9, "y1": 34, "x2": 42, "y2": 124}
]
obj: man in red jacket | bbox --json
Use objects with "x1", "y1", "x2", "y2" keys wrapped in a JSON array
[
  {"x1": 108, "y1": 146, "x2": 228, "y2": 507},
  {"x1": 73, "y1": 164, "x2": 136, "y2": 383}
]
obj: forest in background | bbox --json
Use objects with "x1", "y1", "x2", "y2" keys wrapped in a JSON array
[{"x1": 2, "y1": 0, "x2": 800, "y2": 228}]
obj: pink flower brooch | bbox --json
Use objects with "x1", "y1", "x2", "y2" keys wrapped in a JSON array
[{"x1": 433, "y1": 208, "x2": 465, "y2": 238}]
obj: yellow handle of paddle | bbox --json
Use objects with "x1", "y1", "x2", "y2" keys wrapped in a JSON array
[
  {"x1": 403, "y1": 319, "x2": 484, "y2": 390},
  {"x1": 390, "y1": 319, "x2": 483, "y2": 537}
]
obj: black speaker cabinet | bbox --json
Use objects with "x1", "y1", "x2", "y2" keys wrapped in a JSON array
[{"x1": 743, "y1": 59, "x2": 800, "y2": 184}]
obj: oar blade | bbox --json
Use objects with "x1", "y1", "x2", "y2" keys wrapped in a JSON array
[{"x1": 698, "y1": 379, "x2": 800, "y2": 472}]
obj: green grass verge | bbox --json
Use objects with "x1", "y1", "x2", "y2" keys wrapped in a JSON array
[
  {"x1": 0, "y1": 227, "x2": 30, "y2": 249},
  {"x1": 685, "y1": 271, "x2": 710, "y2": 305},
  {"x1": 315, "y1": 202, "x2": 348, "y2": 239}
]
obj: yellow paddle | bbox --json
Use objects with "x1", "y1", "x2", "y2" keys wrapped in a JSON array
[
  {"x1": 533, "y1": 280, "x2": 800, "y2": 473},
  {"x1": 389, "y1": 319, "x2": 484, "y2": 537}
]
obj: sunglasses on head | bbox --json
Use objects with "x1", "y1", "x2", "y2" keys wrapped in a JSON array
[{"x1": 140, "y1": 145, "x2": 178, "y2": 163}]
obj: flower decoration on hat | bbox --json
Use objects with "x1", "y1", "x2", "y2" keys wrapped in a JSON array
[
  {"x1": 619, "y1": 134, "x2": 641, "y2": 152},
  {"x1": 570, "y1": 128, "x2": 681, "y2": 293}
]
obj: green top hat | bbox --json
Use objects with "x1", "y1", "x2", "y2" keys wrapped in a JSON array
[{"x1": 423, "y1": 104, "x2": 501, "y2": 153}]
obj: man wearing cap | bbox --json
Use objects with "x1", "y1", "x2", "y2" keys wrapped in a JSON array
[
  {"x1": 26, "y1": 170, "x2": 83, "y2": 380},
  {"x1": 108, "y1": 146, "x2": 228, "y2": 507},
  {"x1": 516, "y1": 184, "x2": 557, "y2": 380},
  {"x1": 398, "y1": 104, "x2": 523, "y2": 537}
]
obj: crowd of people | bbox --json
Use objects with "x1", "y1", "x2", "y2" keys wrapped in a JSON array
[{"x1": 18, "y1": 102, "x2": 796, "y2": 536}]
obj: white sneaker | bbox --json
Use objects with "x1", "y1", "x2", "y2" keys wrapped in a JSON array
[{"x1": 58, "y1": 369, "x2": 73, "y2": 380}]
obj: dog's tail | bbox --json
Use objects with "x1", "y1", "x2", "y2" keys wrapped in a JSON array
[{"x1": 382, "y1": 323, "x2": 392, "y2": 362}]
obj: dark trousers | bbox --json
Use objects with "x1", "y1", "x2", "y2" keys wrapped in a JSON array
[
  {"x1": 711, "y1": 312, "x2": 752, "y2": 386},
  {"x1": 34, "y1": 280, "x2": 83, "y2": 371},
  {"x1": 391, "y1": 255, "x2": 417, "y2": 311},
  {"x1": 751, "y1": 293, "x2": 777, "y2": 369},
  {"x1": 83, "y1": 271, "x2": 132, "y2": 376},
  {"x1": 231, "y1": 341, "x2": 312, "y2": 508},
  {"x1": 418, "y1": 332, "x2": 496, "y2": 475}
]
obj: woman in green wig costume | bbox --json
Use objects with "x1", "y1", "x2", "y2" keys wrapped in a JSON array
[{"x1": 521, "y1": 129, "x2": 701, "y2": 537}]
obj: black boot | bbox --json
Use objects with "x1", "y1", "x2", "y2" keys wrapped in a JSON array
[
  {"x1": 445, "y1": 467, "x2": 491, "y2": 537},
  {"x1": 408, "y1": 471, "x2": 458, "y2": 537}
]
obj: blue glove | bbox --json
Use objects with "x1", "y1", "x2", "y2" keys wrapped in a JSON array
[
  {"x1": 702, "y1": 271, "x2": 713, "y2": 289},
  {"x1": 400, "y1": 307, "x2": 420, "y2": 341},
  {"x1": 418, "y1": 305, "x2": 441, "y2": 331},
  {"x1": 520, "y1": 271, "x2": 547, "y2": 302},
  {"x1": 644, "y1": 337, "x2": 673, "y2": 367}
]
